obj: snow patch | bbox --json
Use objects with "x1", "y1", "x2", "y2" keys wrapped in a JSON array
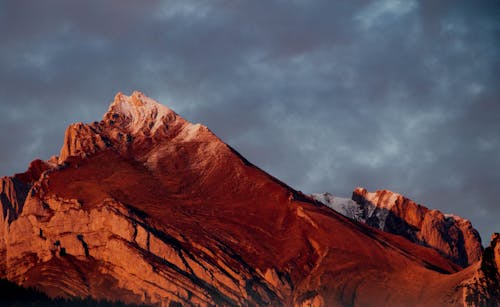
[
  {"x1": 311, "y1": 192, "x2": 392, "y2": 229},
  {"x1": 311, "y1": 193, "x2": 365, "y2": 223},
  {"x1": 108, "y1": 91, "x2": 177, "y2": 134}
]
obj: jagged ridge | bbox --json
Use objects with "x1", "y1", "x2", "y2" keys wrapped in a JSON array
[
  {"x1": 0, "y1": 91, "x2": 497, "y2": 306},
  {"x1": 312, "y1": 188, "x2": 483, "y2": 267}
]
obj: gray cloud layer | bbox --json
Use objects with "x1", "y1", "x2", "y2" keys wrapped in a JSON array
[{"x1": 1, "y1": 0, "x2": 499, "y2": 241}]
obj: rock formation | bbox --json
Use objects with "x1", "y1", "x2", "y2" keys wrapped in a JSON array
[
  {"x1": 462, "y1": 233, "x2": 500, "y2": 306},
  {"x1": 0, "y1": 91, "x2": 497, "y2": 306},
  {"x1": 312, "y1": 188, "x2": 483, "y2": 267}
]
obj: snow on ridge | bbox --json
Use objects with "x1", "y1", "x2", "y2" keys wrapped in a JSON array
[
  {"x1": 311, "y1": 193, "x2": 366, "y2": 223},
  {"x1": 108, "y1": 91, "x2": 178, "y2": 134},
  {"x1": 313, "y1": 190, "x2": 470, "y2": 231},
  {"x1": 311, "y1": 192, "x2": 391, "y2": 229}
]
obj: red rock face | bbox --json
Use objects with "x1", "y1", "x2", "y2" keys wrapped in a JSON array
[
  {"x1": 0, "y1": 91, "x2": 497, "y2": 306},
  {"x1": 351, "y1": 188, "x2": 483, "y2": 268}
]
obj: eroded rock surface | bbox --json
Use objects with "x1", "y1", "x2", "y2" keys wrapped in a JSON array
[
  {"x1": 313, "y1": 188, "x2": 483, "y2": 267},
  {"x1": 462, "y1": 233, "x2": 500, "y2": 306},
  {"x1": 0, "y1": 91, "x2": 497, "y2": 306}
]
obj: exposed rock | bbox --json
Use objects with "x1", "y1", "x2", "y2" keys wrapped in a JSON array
[
  {"x1": 0, "y1": 91, "x2": 497, "y2": 306},
  {"x1": 59, "y1": 122, "x2": 110, "y2": 163},
  {"x1": 0, "y1": 177, "x2": 29, "y2": 222},
  {"x1": 313, "y1": 188, "x2": 483, "y2": 268},
  {"x1": 462, "y1": 233, "x2": 500, "y2": 306}
]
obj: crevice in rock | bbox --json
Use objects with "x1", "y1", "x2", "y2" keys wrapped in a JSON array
[{"x1": 76, "y1": 234, "x2": 90, "y2": 257}]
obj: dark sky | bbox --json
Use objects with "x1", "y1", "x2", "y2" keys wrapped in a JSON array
[{"x1": 1, "y1": 1, "x2": 499, "y2": 241}]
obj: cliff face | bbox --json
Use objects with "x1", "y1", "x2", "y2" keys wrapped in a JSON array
[
  {"x1": 351, "y1": 188, "x2": 483, "y2": 267},
  {"x1": 7, "y1": 189, "x2": 285, "y2": 305},
  {"x1": 312, "y1": 188, "x2": 483, "y2": 268},
  {"x1": 0, "y1": 176, "x2": 28, "y2": 222},
  {"x1": 0, "y1": 159, "x2": 49, "y2": 222},
  {"x1": 0, "y1": 91, "x2": 497, "y2": 306},
  {"x1": 0, "y1": 159, "x2": 53, "y2": 276},
  {"x1": 1, "y1": 92, "x2": 291, "y2": 306}
]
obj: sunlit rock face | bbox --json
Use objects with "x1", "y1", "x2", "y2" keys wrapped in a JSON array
[
  {"x1": 312, "y1": 188, "x2": 483, "y2": 268},
  {"x1": 0, "y1": 91, "x2": 498, "y2": 306}
]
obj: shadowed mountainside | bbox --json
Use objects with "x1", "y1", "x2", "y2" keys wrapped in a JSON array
[{"x1": 0, "y1": 278, "x2": 151, "y2": 307}]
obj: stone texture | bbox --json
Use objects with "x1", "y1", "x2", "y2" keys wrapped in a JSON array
[
  {"x1": 352, "y1": 188, "x2": 483, "y2": 267},
  {"x1": 460, "y1": 233, "x2": 500, "y2": 306},
  {"x1": 0, "y1": 91, "x2": 497, "y2": 306}
]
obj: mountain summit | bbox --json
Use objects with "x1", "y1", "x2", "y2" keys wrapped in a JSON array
[
  {"x1": 107, "y1": 91, "x2": 178, "y2": 134},
  {"x1": 0, "y1": 92, "x2": 498, "y2": 306},
  {"x1": 59, "y1": 91, "x2": 206, "y2": 163}
]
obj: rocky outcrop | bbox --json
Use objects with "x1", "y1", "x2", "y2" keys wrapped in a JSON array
[
  {"x1": 0, "y1": 91, "x2": 497, "y2": 306},
  {"x1": 353, "y1": 188, "x2": 483, "y2": 267},
  {"x1": 0, "y1": 168, "x2": 289, "y2": 305},
  {"x1": 313, "y1": 189, "x2": 483, "y2": 267},
  {"x1": 0, "y1": 177, "x2": 29, "y2": 222},
  {"x1": 462, "y1": 233, "x2": 500, "y2": 306},
  {"x1": 5, "y1": 192, "x2": 286, "y2": 306},
  {"x1": 58, "y1": 91, "x2": 196, "y2": 164}
]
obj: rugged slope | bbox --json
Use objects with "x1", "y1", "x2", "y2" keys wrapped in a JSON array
[
  {"x1": 462, "y1": 233, "x2": 500, "y2": 305},
  {"x1": 419, "y1": 234, "x2": 500, "y2": 306},
  {"x1": 312, "y1": 188, "x2": 483, "y2": 267},
  {"x1": 0, "y1": 91, "x2": 497, "y2": 306}
]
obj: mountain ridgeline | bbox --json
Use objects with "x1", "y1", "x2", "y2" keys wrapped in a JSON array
[
  {"x1": 312, "y1": 188, "x2": 483, "y2": 268},
  {"x1": 0, "y1": 91, "x2": 498, "y2": 306}
]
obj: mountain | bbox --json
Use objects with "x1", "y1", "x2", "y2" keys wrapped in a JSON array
[
  {"x1": 311, "y1": 188, "x2": 483, "y2": 267},
  {"x1": 0, "y1": 91, "x2": 498, "y2": 306}
]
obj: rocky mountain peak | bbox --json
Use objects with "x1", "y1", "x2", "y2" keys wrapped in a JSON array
[
  {"x1": 313, "y1": 188, "x2": 484, "y2": 267},
  {"x1": 105, "y1": 91, "x2": 180, "y2": 134},
  {"x1": 354, "y1": 188, "x2": 483, "y2": 267},
  {"x1": 0, "y1": 92, "x2": 498, "y2": 306},
  {"x1": 57, "y1": 91, "x2": 213, "y2": 164}
]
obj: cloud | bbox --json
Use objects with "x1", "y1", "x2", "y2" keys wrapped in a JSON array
[
  {"x1": 0, "y1": 0, "x2": 499, "y2": 240},
  {"x1": 355, "y1": 0, "x2": 418, "y2": 29}
]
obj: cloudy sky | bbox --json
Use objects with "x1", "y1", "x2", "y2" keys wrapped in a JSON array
[{"x1": 1, "y1": 1, "x2": 499, "y2": 240}]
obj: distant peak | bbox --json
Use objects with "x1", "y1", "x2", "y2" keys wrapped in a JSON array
[{"x1": 318, "y1": 188, "x2": 484, "y2": 267}]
